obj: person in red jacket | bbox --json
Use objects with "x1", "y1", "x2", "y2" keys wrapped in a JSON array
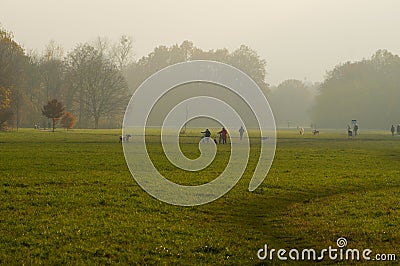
[{"x1": 217, "y1": 127, "x2": 228, "y2": 144}]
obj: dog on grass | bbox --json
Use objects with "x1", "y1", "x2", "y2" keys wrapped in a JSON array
[{"x1": 119, "y1": 134, "x2": 132, "y2": 143}]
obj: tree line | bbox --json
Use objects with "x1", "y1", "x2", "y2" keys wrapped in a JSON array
[
  {"x1": 268, "y1": 50, "x2": 400, "y2": 130},
  {"x1": 1, "y1": 24, "x2": 399, "y2": 130},
  {"x1": 313, "y1": 50, "x2": 400, "y2": 129},
  {"x1": 0, "y1": 27, "x2": 133, "y2": 130},
  {"x1": 0, "y1": 26, "x2": 269, "y2": 130}
]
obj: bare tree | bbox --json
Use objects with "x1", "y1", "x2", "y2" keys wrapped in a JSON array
[
  {"x1": 67, "y1": 44, "x2": 129, "y2": 128},
  {"x1": 93, "y1": 36, "x2": 111, "y2": 57},
  {"x1": 112, "y1": 35, "x2": 134, "y2": 70},
  {"x1": 43, "y1": 40, "x2": 63, "y2": 61},
  {"x1": 39, "y1": 41, "x2": 65, "y2": 102}
]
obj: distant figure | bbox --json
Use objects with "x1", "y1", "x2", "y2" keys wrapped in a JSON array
[
  {"x1": 119, "y1": 134, "x2": 131, "y2": 143},
  {"x1": 391, "y1": 125, "x2": 395, "y2": 136},
  {"x1": 239, "y1": 126, "x2": 245, "y2": 140},
  {"x1": 299, "y1": 127, "x2": 304, "y2": 135},
  {"x1": 261, "y1": 136, "x2": 269, "y2": 142},
  {"x1": 201, "y1": 129, "x2": 211, "y2": 143},
  {"x1": 217, "y1": 127, "x2": 228, "y2": 144},
  {"x1": 313, "y1": 129, "x2": 319, "y2": 135},
  {"x1": 397, "y1": 124, "x2": 400, "y2": 135},
  {"x1": 353, "y1": 124, "x2": 359, "y2": 136},
  {"x1": 347, "y1": 125, "x2": 352, "y2": 137}
]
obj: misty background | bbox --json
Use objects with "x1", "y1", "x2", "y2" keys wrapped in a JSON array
[{"x1": 1, "y1": 1, "x2": 400, "y2": 130}]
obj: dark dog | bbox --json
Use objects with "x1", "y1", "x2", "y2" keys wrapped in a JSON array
[{"x1": 119, "y1": 134, "x2": 132, "y2": 143}]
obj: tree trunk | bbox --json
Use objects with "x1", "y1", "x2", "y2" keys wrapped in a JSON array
[
  {"x1": 94, "y1": 116, "x2": 99, "y2": 129},
  {"x1": 78, "y1": 87, "x2": 83, "y2": 128},
  {"x1": 16, "y1": 108, "x2": 19, "y2": 132},
  {"x1": 52, "y1": 118, "x2": 55, "y2": 132}
]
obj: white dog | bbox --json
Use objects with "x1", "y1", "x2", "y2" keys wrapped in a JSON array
[{"x1": 119, "y1": 134, "x2": 131, "y2": 143}]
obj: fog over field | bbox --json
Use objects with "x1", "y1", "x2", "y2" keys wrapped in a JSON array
[
  {"x1": 1, "y1": 0, "x2": 400, "y2": 129},
  {"x1": 1, "y1": 2, "x2": 400, "y2": 264},
  {"x1": 3, "y1": 0, "x2": 400, "y2": 85}
]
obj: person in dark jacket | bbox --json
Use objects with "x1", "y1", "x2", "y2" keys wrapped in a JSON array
[
  {"x1": 239, "y1": 126, "x2": 245, "y2": 140},
  {"x1": 353, "y1": 124, "x2": 359, "y2": 136},
  {"x1": 201, "y1": 129, "x2": 211, "y2": 143}
]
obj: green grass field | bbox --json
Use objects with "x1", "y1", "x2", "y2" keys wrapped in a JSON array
[{"x1": 0, "y1": 129, "x2": 399, "y2": 265}]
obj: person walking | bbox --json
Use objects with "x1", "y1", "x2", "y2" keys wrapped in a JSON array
[
  {"x1": 217, "y1": 127, "x2": 228, "y2": 144},
  {"x1": 397, "y1": 124, "x2": 400, "y2": 135},
  {"x1": 353, "y1": 124, "x2": 359, "y2": 136},
  {"x1": 239, "y1": 126, "x2": 245, "y2": 140},
  {"x1": 391, "y1": 125, "x2": 395, "y2": 136}
]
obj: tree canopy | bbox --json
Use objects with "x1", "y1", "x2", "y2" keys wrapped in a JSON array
[
  {"x1": 270, "y1": 79, "x2": 315, "y2": 128},
  {"x1": 1, "y1": 25, "x2": 274, "y2": 129},
  {"x1": 0, "y1": 28, "x2": 27, "y2": 89},
  {"x1": 125, "y1": 41, "x2": 270, "y2": 95},
  {"x1": 66, "y1": 44, "x2": 129, "y2": 128},
  {"x1": 42, "y1": 99, "x2": 64, "y2": 132},
  {"x1": 60, "y1": 111, "x2": 76, "y2": 130},
  {"x1": 2, "y1": 25, "x2": 400, "y2": 131},
  {"x1": 313, "y1": 50, "x2": 400, "y2": 129}
]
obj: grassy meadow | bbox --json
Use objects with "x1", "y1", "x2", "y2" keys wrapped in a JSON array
[{"x1": 0, "y1": 128, "x2": 399, "y2": 265}]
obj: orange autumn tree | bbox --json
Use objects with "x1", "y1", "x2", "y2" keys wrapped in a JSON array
[
  {"x1": 0, "y1": 28, "x2": 26, "y2": 130},
  {"x1": 60, "y1": 112, "x2": 76, "y2": 130}
]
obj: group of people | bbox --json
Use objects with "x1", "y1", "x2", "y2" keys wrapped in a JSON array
[
  {"x1": 201, "y1": 126, "x2": 246, "y2": 144},
  {"x1": 201, "y1": 128, "x2": 228, "y2": 144},
  {"x1": 347, "y1": 124, "x2": 359, "y2": 136},
  {"x1": 390, "y1": 124, "x2": 400, "y2": 136}
]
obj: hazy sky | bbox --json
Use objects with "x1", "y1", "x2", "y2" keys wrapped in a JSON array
[{"x1": 2, "y1": 0, "x2": 400, "y2": 85}]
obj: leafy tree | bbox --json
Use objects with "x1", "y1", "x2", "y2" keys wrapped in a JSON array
[
  {"x1": 60, "y1": 111, "x2": 76, "y2": 130},
  {"x1": 125, "y1": 41, "x2": 270, "y2": 95},
  {"x1": 313, "y1": 50, "x2": 400, "y2": 129},
  {"x1": 10, "y1": 88, "x2": 24, "y2": 131},
  {"x1": 0, "y1": 87, "x2": 12, "y2": 130},
  {"x1": 0, "y1": 27, "x2": 46, "y2": 129},
  {"x1": 42, "y1": 99, "x2": 64, "y2": 132},
  {"x1": 270, "y1": 79, "x2": 314, "y2": 127},
  {"x1": 228, "y1": 45, "x2": 269, "y2": 92},
  {"x1": 0, "y1": 27, "x2": 29, "y2": 130},
  {"x1": 0, "y1": 28, "x2": 27, "y2": 89}
]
